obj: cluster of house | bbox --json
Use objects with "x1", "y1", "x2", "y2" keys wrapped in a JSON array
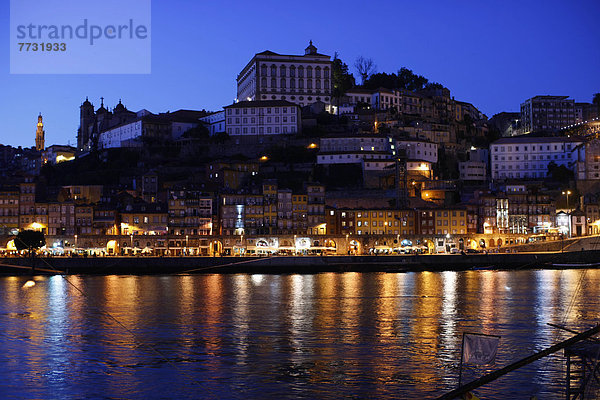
[
  {"x1": 0, "y1": 170, "x2": 596, "y2": 250},
  {"x1": 3, "y1": 41, "x2": 600, "y2": 255}
]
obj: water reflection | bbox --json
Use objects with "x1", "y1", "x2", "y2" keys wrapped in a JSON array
[{"x1": 0, "y1": 270, "x2": 599, "y2": 399}]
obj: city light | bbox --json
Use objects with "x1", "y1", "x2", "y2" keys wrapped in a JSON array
[{"x1": 22, "y1": 280, "x2": 36, "y2": 289}]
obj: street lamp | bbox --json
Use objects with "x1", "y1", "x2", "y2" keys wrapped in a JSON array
[
  {"x1": 74, "y1": 234, "x2": 78, "y2": 248},
  {"x1": 346, "y1": 234, "x2": 349, "y2": 255},
  {"x1": 562, "y1": 190, "x2": 572, "y2": 209},
  {"x1": 186, "y1": 234, "x2": 189, "y2": 256}
]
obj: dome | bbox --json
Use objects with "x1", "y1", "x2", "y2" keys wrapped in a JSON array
[{"x1": 114, "y1": 99, "x2": 126, "y2": 112}]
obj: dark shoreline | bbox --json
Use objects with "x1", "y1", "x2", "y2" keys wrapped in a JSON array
[{"x1": 1, "y1": 250, "x2": 599, "y2": 275}]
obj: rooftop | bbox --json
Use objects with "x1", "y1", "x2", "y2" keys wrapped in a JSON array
[
  {"x1": 225, "y1": 100, "x2": 299, "y2": 109},
  {"x1": 491, "y1": 135, "x2": 582, "y2": 145}
]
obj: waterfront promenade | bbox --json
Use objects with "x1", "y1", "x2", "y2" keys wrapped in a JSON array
[{"x1": 1, "y1": 249, "x2": 599, "y2": 275}]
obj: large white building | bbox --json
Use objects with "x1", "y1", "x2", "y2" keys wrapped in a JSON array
[
  {"x1": 236, "y1": 41, "x2": 332, "y2": 108},
  {"x1": 200, "y1": 111, "x2": 225, "y2": 136},
  {"x1": 225, "y1": 100, "x2": 301, "y2": 136},
  {"x1": 393, "y1": 139, "x2": 438, "y2": 163},
  {"x1": 99, "y1": 120, "x2": 143, "y2": 148},
  {"x1": 490, "y1": 136, "x2": 582, "y2": 180}
]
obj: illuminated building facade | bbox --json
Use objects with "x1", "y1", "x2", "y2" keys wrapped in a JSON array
[
  {"x1": 236, "y1": 41, "x2": 332, "y2": 108},
  {"x1": 225, "y1": 100, "x2": 301, "y2": 136}
]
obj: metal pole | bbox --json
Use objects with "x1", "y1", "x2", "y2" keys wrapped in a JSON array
[{"x1": 458, "y1": 333, "x2": 465, "y2": 388}]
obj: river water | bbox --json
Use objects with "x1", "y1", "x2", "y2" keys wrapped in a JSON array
[{"x1": 1, "y1": 270, "x2": 599, "y2": 399}]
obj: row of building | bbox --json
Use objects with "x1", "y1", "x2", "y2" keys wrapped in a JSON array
[{"x1": 1, "y1": 174, "x2": 597, "y2": 244}]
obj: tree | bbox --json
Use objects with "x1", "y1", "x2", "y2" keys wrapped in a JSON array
[
  {"x1": 182, "y1": 124, "x2": 210, "y2": 139},
  {"x1": 426, "y1": 82, "x2": 445, "y2": 90},
  {"x1": 15, "y1": 230, "x2": 45, "y2": 254},
  {"x1": 363, "y1": 67, "x2": 440, "y2": 92},
  {"x1": 332, "y1": 53, "x2": 355, "y2": 98},
  {"x1": 363, "y1": 72, "x2": 398, "y2": 90},
  {"x1": 332, "y1": 53, "x2": 356, "y2": 115},
  {"x1": 397, "y1": 67, "x2": 429, "y2": 91},
  {"x1": 355, "y1": 56, "x2": 376, "y2": 85},
  {"x1": 547, "y1": 161, "x2": 574, "y2": 184}
]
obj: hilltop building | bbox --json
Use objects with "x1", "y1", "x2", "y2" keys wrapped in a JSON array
[
  {"x1": 224, "y1": 100, "x2": 301, "y2": 136},
  {"x1": 78, "y1": 97, "x2": 206, "y2": 151},
  {"x1": 236, "y1": 41, "x2": 332, "y2": 108},
  {"x1": 520, "y1": 95, "x2": 576, "y2": 134}
]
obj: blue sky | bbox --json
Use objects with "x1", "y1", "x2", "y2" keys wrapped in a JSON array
[{"x1": 1, "y1": 0, "x2": 599, "y2": 148}]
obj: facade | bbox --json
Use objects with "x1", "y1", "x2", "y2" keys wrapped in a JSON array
[
  {"x1": 0, "y1": 187, "x2": 20, "y2": 235},
  {"x1": 78, "y1": 98, "x2": 138, "y2": 151},
  {"x1": 43, "y1": 145, "x2": 76, "y2": 165},
  {"x1": 292, "y1": 194, "x2": 308, "y2": 233},
  {"x1": 62, "y1": 185, "x2": 103, "y2": 203},
  {"x1": 355, "y1": 209, "x2": 415, "y2": 236},
  {"x1": 199, "y1": 111, "x2": 225, "y2": 135},
  {"x1": 342, "y1": 89, "x2": 374, "y2": 109},
  {"x1": 225, "y1": 100, "x2": 301, "y2": 136},
  {"x1": 434, "y1": 208, "x2": 467, "y2": 235},
  {"x1": 75, "y1": 204, "x2": 94, "y2": 235},
  {"x1": 571, "y1": 210, "x2": 586, "y2": 237},
  {"x1": 98, "y1": 118, "x2": 168, "y2": 149},
  {"x1": 407, "y1": 160, "x2": 433, "y2": 179},
  {"x1": 219, "y1": 183, "x2": 324, "y2": 236},
  {"x1": 454, "y1": 101, "x2": 485, "y2": 121},
  {"x1": 490, "y1": 136, "x2": 582, "y2": 180},
  {"x1": 585, "y1": 203, "x2": 600, "y2": 235},
  {"x1": 307, "y1": 184, "x2": 326, "y2": 235},
  {"x1": 18, "y1": 181, "x2": 36, "y2": 231},
  {"x1": 93, "y1": 204, "x2": 118, "y2": 235},
  {"x1": 207, "y1": 161, "x2": 259, "y2": 190},
  {"x1": 489, "y1": 112, "x2": 521, "y2": 137},
  {"x1": 120, "y1": 203, "x2": 168, "y2": 235},
  {"x1": 576, "y1": 139, "x2": 600, "y2": 181},
  {"x1": 416, "y1": 209, "x2": 436, "y2": 235},
  {"x1": 317, "y1": 151, "x2": 391, "y2": 165},
  {"x1": 520, "y1": 95, "x2": 576, "y2": 134},
  {"x1": 372, "y1": 88, "x2": 404, "y2": 112},
  {"x1": 80, "y1": 98, "x2": 203, "y2": 150},
  {"x1": 168, "y1": 189, "x2": 213, "y2": 236},
  {"x1": 394, "y1": 139, "x2": 438, "y2": 163},
  {"x1": 48, "y1": 202, "x2": 75, "y2": 236},
  {"x1": 236, "y1": 41, "x2": 332, "y2": 108},
  {"x1": 459, "y1": 161, "x2": 487, "y2": 181},
  {"x1": 320, "y1": 136, "x2": 389, "y2": 153}
]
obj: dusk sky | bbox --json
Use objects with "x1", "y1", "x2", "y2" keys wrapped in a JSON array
[{"x1": 1, "y1": 0, "x2": 598, "y2": 148}]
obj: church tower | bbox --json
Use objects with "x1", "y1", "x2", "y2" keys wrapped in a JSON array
[
  {"x1": 78, "y1": 97, "x2": 95, "y2": 151},
  {"x1": 35, "y1": 113, "x2": 45, "y2": 151}
]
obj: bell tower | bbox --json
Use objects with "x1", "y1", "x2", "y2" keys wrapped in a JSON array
[
  {"x1": 79, "y1": 97, "x2": 95, "y2": 151},
  {"x1": 35, "y1": 113, "x2": 45, "y2": 151}
]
